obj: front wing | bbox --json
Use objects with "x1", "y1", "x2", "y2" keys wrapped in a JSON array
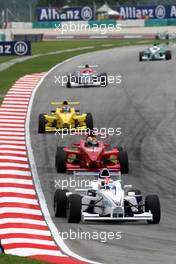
[
  {"x1": 82, "y1": 212, "x2": 153, "y2": 222},
  {"x1": 69, "y1": 81, "x2": 102, "y2": 88},
  {"x1": 142, "y1": 53, "x2": 166, "y2": 61}
]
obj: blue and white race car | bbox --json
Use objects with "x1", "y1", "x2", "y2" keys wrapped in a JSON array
[
  {"x1": 66, "y1": 65, "x2": 108, "y2": 88},
  {"x1": 54, "y1": 168, "x2": 161, "y2": 224}
]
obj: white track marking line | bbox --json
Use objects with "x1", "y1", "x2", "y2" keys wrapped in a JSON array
[
  {"x1": 0, "y1": 109, "x2": 27, "y2": 112},
  {"x1": 0, "y1": 188, "x2": 35, "y2": 195},
  {"x1": 0, "y1": 178, "x2": 32, "y2": 185},
  {"x1": 0, "y1": 145, "x2": 26, "y2": 149},
  {"x1": 5, "y1": 248, "x2": 65, "y2": 257},
  {"x1": 0, "y1": 116, "x2": 26, "y2": 120},
  {"x1": 0, "y1": 228, "x2": 50, "y2": 235},
  {"x1": 0, "y1": 209, "x2": 41, "y2": 216},
  {"x1": 0, "y1": 163, "x2": 29, "y2": 168},
  {"x1": 0, "y1": 136, "x2": 25, "y2": 139},
  {"x1": 0, "y1": 132, "x2": 25, "y2": 135},
  {"x1": 0, "y1": 197, "x2": 38, "y2": 205},
  {"x1": 0, "y1": 150, "x2": 26, "y2": 155},
  {"x1": 0, "y1": 156, "x2": 27, "y2": 161},
  {"x1": 0, "y1": 120, "x2": 25, "y2": 123},
  {"x1": 3, "y1": 238, "x2": 54, "y2": 246},
  {"x1": 0, "y1": 170, "x2": 31, "y2": 176},
  {"x1": 0, "y1": 124, "x2": 24, "y2": 127},
  {"x1": 0, "y1": 141, "x2": 25, "y2": 144},
  {"x1": 1, "y1": 105, "x2": 28, "y2": 108},
  {"x1": 0, "y1": 219, "x2": 47, "y2": 226}
]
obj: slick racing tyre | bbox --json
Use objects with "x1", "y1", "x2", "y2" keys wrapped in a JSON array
[
  {"x1": 55, "y1": 147, "x2": 67, "y2": 173},
  {"x1": 54, "y1": 189, "x2": 68, "y2": 217},
  {"x1": 38, "y1": 113, "x2": 46, "y2": 133},
  {"x1": 66, "y1": 75, "x2": 71, "y2": 88},
  {"x1": 139, "y1": 52, "x2": 144, "y2": 61},
  {"x1": 118, "y1": 150, "x2": 129, "y2": 174},
  {"x1": 165, "y1": 50, "x2": 172, "y2": 60},
  {"x1": 145, "y1": 195, "x2": 161, "y2": 224},
  {"x1": 86, "y1": 112, "x2": 94, "y2": 130},
  {"x1": 67, "y1": 194, "x2": 82, "y2": 223}
]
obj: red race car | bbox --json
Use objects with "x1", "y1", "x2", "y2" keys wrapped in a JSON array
[{"x1": 55, "y1": 136, "x2": 129, "y2": 174}]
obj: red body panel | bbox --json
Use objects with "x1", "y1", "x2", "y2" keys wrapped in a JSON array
[{"x1": 64, "y1": 139, "x2": 121, "y2": 173}]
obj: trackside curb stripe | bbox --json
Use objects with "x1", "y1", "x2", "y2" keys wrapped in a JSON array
[{"x1": 0, "y1": 71, "x2": 100, "y2": 264}]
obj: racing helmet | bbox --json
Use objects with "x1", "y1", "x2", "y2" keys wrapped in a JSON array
[
  {"x1": 99, "y1": 177, "x2": 113, "y2": 190},
  {"x1": 85, "y1": 64, "x2": 90, "y2": 68},
  {"x1": 86, "y1": 136, "x2": 98, "y2": 147},
  {"x1": 99, "y1": 169, "x2": 113, "y2": 190},
  {"x1": 62, "y1": 105, "x2": 70, "y2": 113}
]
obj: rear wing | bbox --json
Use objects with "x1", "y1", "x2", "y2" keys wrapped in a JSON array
[
  {"x1": 73, "y1": 170, "x2": 121, "y2": 178},
  {"x1": 77, "y1": 65, "x2": 98, "y2": 68},
  {"x1": 51, "y1": 101, "x2": 80, "y2": 106}
]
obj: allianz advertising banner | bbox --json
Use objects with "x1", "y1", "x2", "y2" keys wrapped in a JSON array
[
  {"x1": 0, "y1": 41, "x2": 31, "y2": 56},
  {"x1": 117, "y1": 5, "x2": 176, "y2": 19},
  {"x1": 37, "y1": 7, "x2": 95, "y2": 21}
]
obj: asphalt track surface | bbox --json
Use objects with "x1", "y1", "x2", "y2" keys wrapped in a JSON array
[{"x1": 30, "y1": 46, "x2": 176, "y2": 264}]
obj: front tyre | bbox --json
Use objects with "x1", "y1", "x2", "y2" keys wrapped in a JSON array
[
  {"x1": 66, "y1": 75, "x2": 71, "y2": 88},
  {"x1": 145, "y1": 195, "x2": 161, "y2": 224},
  {"x1": 139, "y1": 52, "x2": 144, "y2": 61},
  {"x1": 38, "y1": 114, "x2": 46, "y2": 133},
  {"x1": 67, "y1": 194, "x2": 82, "y2": 223},
  {"x1": 86, "y1": 112, "x2": 94, "y2": 130},
  {"x1": 165, "y1": 50, "x2": 172, "y2": 60},
  {"x1": 118, "y1": 150, "x2": 129, "y2": 174},
  {"x1": 54, "y1": 189, "x2": 68, "y2": 217},
  {"x1": 55, "y1": 147, "x2": 67, "y2": 173}
]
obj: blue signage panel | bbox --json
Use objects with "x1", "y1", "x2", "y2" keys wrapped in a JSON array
[
  {"x1": 117, "y1": 5, "x2": 176, "y2": 19},
  {"x1": 37, "y1": 6, "x2": 95, "y2": 21},
  {"x1": 0, "y1": 41, "x2": 31, "y2": 56}
]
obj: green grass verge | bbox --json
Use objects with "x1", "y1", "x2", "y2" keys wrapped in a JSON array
[{"x1": 0, "y1": 254, "x2": 49, "y2": 264}]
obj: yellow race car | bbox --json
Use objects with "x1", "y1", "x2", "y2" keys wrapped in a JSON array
[{"x1": 38, "y1": 100, "x2": 94, "y2": 133}]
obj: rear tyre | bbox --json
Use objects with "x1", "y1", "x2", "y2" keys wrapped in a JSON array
[
  {"x1": 118, "y1": 150, "x2": 129, "y2": 174},
  {"x1": 165, "y1": 50, "x2": 172, "y2": 60},
  {"x1": 38, "y1": 114, "x2": 46, "y2": 133},
  {"x1": 66, "y1": 75, "x2": 71, "y2": 88},
  {"x1": 155, "y1": 35, "x2": 159, "y2": 40},
  {"x1": 55, "y1": 147, "x2": 67, "y2": 173},
  {"x1": 100, "y1": 73, "x2": 108, "y2": 87},
  {"x1": 86, "y1": 113, "x2": 94, "y2": 130},
  {"x1": 145, "y1": 195, "x2": 161, "y2": 224},
  {"x1": 117, "y1": 146, "x2": 123, "y2": 152},
  {"x1": 139, "y1": 52, "x2": 144, "y2": 61},
  {"x1": 67, "y1": 194, "x2": 82, "y2": 223},
  {"x1": 54, "y1": 189, "x2": 68, "y2": 217}
]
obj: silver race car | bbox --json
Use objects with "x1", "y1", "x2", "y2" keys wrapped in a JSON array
[
  {"x1": 66, "y1": 65, "x2": 108, "y2": 88},
  {"x1": 156, "y1": 31, "x2": 176, "y2": 40},
  {"x1": 139, "y1": 44, "x2": 171, "y2": 61},
  {"x1": 54, "y1": 168, "x2": 161, "y2": 224}
]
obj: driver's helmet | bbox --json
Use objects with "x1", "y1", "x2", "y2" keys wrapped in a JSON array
[
  {"x1": 86, "y1": 136, "x2": 98, "y2": 147},
  {"x1": 99, "y1": 169, "x2": 113, "y2": 190},
  {"x1": 85, "y1": 64, "x2": 90, "y2": 68},
  {"x1": 99, "y1": 176, "x2": 113, "y2": 190},
  {"x1": 62, "y1": 105, "x2": 70, "y2": 113},
  {"x1": 153, "y1": 43, "x2": 158, "y2": 48}
]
